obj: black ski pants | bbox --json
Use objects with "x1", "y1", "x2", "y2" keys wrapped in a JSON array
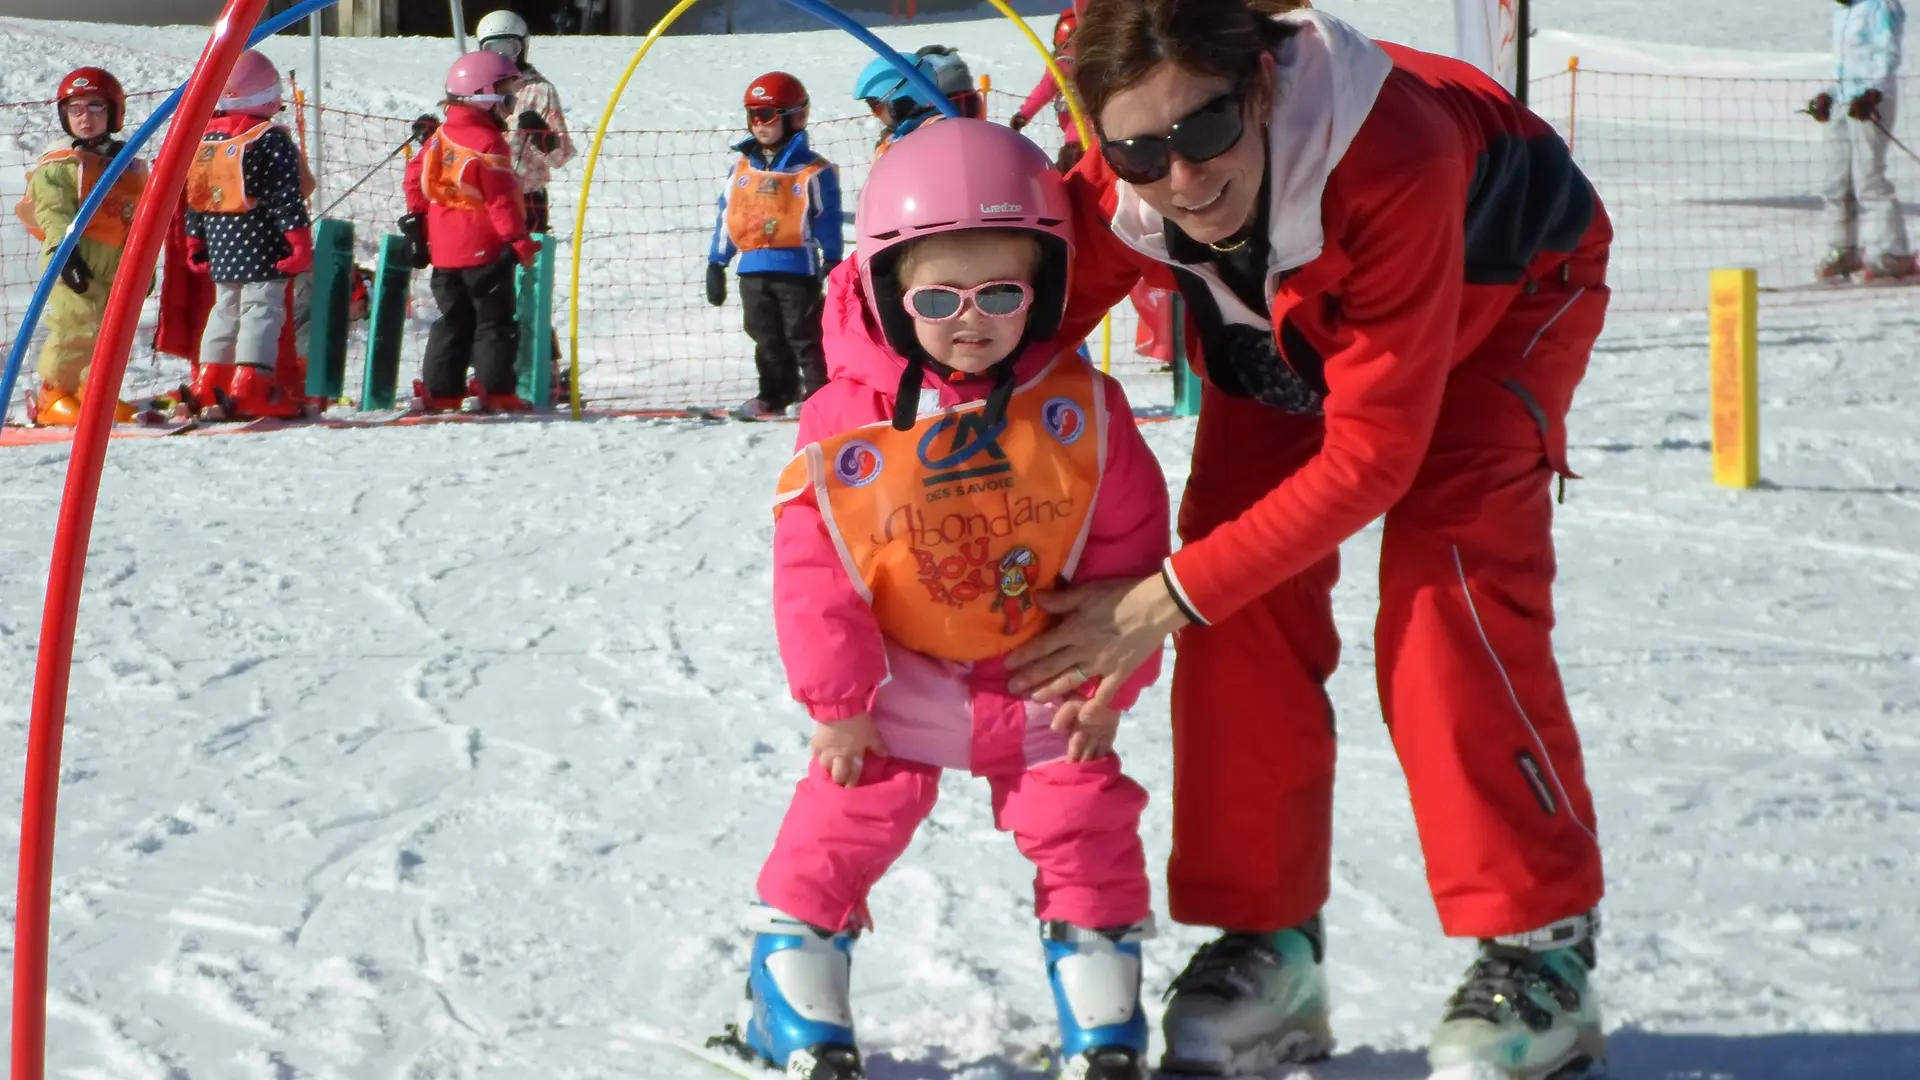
[
  {"x1": 739, "y1": 271, "x2": 826, "y2": 411},
  {"x1": 424, "y1": 254, "x2": 520, "y2": 398}
]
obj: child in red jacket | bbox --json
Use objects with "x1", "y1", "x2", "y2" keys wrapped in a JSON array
[
  {"x1": 401, "y1": 50, "x2": 537, "y2": 413},
  {"x1": 1009, "y1": 6, "x2": 1083, "y2": 173}
]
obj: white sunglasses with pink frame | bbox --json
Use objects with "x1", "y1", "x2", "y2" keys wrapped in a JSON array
[{"x1": 902, "y1": 280, "x2": 1034, "y2": 322}]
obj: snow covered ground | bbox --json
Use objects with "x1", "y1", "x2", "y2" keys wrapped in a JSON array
[{"x1": 2, "y1": 2, "x2": 1919, "y2": 1078}]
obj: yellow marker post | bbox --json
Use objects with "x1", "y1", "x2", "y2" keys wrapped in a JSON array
[{"x1": 1708, "y1": 268, "x2": 1759, "y2": 488}]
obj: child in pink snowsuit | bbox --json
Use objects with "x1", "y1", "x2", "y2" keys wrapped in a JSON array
[
  {"x1": 718, "y1": 119, "x2": 1169, "y2": 1080},
  {"x1": 1009, "y1": 5, "x2": 1084, "y2": 173}
]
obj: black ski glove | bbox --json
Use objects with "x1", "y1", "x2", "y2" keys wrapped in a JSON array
[
  {"x1": 1808, "y1": 92, "x2": 1834, "y2": 123},
  {"x1": 517, "y1": 110, "x2": 560, "y2": 154},
  {"x1": 706, "y1": 263, "x2": 727, "y2": 306},
  {"x1": 398, "y1": 213, "x2": 431, "y2": 269},
  {"x1": 60, "y1": 249, "x2": 92, "y2": 294},
  {"x1": 410, "y1": 114, "x2": 440, "y2": 144}
]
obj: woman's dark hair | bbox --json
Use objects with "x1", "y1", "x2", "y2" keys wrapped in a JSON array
[{"x1": 1071, "y1": 0, "x2": 1308, "y2": 125}]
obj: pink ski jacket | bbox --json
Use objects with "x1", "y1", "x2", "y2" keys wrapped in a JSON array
[{"x1": 772, "y1": 259, "x2": 1171, "y2": 773}]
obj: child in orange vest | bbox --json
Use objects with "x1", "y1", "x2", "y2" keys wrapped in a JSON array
[
  {"x1": 716, "y1": 120, "x2": 1169, "y2": 1080},
  {"x1": 14, "y1": 67, "x2": 147, "y2": 426},
  {"x1": 706, "y1": 71, "x2": 841, "y2": 421},
  {"x1": 181, "y1": 50, "x2": 312, "y2": 421},
  {"x1": 401, "y1": 50, "x2": 537, "y2": 414}
]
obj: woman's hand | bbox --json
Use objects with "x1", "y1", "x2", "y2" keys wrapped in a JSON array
[
  {"x1": 1050, "y1": 697, "x2": 1120, "y2": 761},
  {"x1": 1006, "y1": 574, "x2": 1190, "y2": 708},
  {"x1": 811, "y1": 713, "x2": 887, "y2": 787}
]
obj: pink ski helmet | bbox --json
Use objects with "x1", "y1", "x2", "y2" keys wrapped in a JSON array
[
  {"x1": 445, "y1": 49, "x2": 522, "y2": 103},
  {"x1": 218, "y1": 50, "x2": 283, "y2": 116},
  {"x1": 856, "y1": 118, "x2": 1075, "y2": 349}
]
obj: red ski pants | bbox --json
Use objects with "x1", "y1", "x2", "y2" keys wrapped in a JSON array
[{"x1": 1167, "y1": 275, "x2": 1609, "y2": 939}]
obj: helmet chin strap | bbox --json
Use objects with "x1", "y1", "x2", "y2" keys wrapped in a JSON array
[{"x1": 888, "y1": 342, "x2": 1024, "y2": 432}]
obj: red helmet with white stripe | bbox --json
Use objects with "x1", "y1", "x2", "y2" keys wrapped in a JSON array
[{"x1": 57, "y1": 67, "x2": 126, "y2": 135}]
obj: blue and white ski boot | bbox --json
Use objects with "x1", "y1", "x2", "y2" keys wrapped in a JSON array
[
  {"x1": 709, "y1": 903, "x2": 864, "y2": 1079},
  {"x1": 1042, "y1": 918, "x2": 1154, "y2": 1080}
]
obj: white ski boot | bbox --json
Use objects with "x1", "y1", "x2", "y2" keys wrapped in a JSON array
[
  {"x1": 1427, "y1": 912, "x2": 1606, "y2": 1080},
  {"x1": 1160, "y1": 915, "x2": 1333, "y2": 1075},
  {"x1": 1043, "y1": 919, "x2": 1154, "y2": 1080}
]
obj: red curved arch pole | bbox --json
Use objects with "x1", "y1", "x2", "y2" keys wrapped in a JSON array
[{"x1": 10, "y1": 2, "x2": 270, "y2": 1074}]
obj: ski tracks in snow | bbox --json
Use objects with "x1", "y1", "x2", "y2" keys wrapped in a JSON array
[{"x1": 0, "y1": 312, "x2": 1915, "y2": 1076}]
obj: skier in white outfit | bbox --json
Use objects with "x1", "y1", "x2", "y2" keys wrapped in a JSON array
[{"x1": 1809, "y1": 0, "x2": 1915, "y2": 280}]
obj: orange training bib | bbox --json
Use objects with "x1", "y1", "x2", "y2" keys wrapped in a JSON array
[
  {"x1": 419, "y1": 129, "x2": 515, "y2": 213},
  {"x1": 185, "y1": 121, "x2": 272, "y2": 213},
  {"x1": 725, "y1": 157, "x2": 826, "y2": 253},
  {"x1": 15, "y1": 148, "x2": 148, "y2": 248},
  {"x1": 775, "y1": 354, "x2": 1109, "y2": 662}
]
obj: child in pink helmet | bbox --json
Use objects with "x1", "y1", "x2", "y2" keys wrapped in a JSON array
[
  {"x1": 181, "y1": 49, "x2": 312, "y2": 421},
  {"x1": 401, "y1": 50, "x2": 537, "y2": 414},
  {"x1": 711, "y1": 119, "x2": 1169, "y2": 1080}
]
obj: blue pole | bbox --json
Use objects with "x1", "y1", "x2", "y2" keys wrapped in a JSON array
[
  {"x1": 774, "y1": 0, "x2": 961, "y2": 121},
  {"x1": 1, "y1": 0, "x2": 344, "y2": 425},
  {"x1": 3, "y1": 0, "x2": 955, "y2": 425}
]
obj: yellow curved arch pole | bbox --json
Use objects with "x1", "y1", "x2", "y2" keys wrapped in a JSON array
[
  {"x1": 566, "y1": 0, "x2": 1106, "y2": 417},
  {"x1": 566, "y1": 0, "x2": 706, "y2": 419},
  {"x1": 974, "y1": 0, "x2": 1114, "y2": 373}
]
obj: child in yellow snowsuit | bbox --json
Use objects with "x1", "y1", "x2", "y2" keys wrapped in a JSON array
[{"x1": 14, "y1": 67, "x2": 147, "y2": 425}]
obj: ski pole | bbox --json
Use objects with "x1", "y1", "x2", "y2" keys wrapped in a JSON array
[
  {"x1": 315, "y1": 133, "x2": 418, "y2": 219},
  {"x1": 1869, "y1": 115, "x2": 1920, "y2": 168}
]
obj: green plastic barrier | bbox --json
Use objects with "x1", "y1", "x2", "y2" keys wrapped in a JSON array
[
  {"x1": 361, "y1": 233, "x2": 412, "y2": 411},
  {"x1": 1171, "y1": 293, "x2": 1201, "y2": 418},
  {"x1": 305, "y1": 218, "x2": 354, "y2": 403},
  {"x1": 515, "y1": 232, "x2": 556, "y2": 409}
]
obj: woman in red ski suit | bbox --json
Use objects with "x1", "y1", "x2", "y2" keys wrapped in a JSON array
[{"x1": 1005, "y1": 1, "x2": 1613, "y2": 1076}]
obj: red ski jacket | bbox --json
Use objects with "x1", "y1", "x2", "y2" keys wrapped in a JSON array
[
  {"x1": 404, "y1": 103, "x2": 528, "y2": 270},
  {"x1": 1059, "y1": 11, "x2": 1612, "y2": 625}
]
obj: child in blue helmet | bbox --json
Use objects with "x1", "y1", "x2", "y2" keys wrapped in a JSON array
[{"x1": 852, "y1": 46, "x2": 984, "y2": 154}]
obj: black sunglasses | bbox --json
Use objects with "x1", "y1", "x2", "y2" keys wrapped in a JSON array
[{"x1": 1099, "y1": 93, "x2": 1247, "y2": 185}]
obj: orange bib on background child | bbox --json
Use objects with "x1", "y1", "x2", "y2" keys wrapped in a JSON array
[
  {"x1": 185, "y1": 121, "x2": 272, "y2": 213},
  {"x1": 14, "y1": 148, "x2": 148, "y2": 247},
  {"x1": 725, "y1": 158, "x2": 827, "y2": 252},
  {"x1": 419, "y1": 129, "x2": 515, "y2": 212},
  {"x1": 774, "y1": 354, "x2": 1109, "y2": 663}
]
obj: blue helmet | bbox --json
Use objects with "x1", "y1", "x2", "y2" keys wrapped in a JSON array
[
  {"x1": 854, "y1": 55, "x2": 907, "y2": 103},
  {"x1": 852, "y1": 46, "x2": 974, "y2": 111}
]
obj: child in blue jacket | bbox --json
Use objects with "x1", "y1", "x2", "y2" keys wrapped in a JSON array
[{"x1": 707, "y1": 71, "x2": 842, "y2": 420}]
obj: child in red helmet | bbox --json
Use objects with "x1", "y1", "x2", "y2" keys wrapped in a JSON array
[
  {"x1": 403, "y1": 49, "x2": 538, "y2": 414},
  {"x1": 181, "y1": 49, "x2": 313, "y2": 421},
  {"x1": 1010, "y1": 6, "x2": 1085, "y2": 173},
  {"x1": 706, "y1": 72, "x2": 843, "y2": 421},
  {"x1": 13, "y1": 67, "x2": 148, "y2": 426}
]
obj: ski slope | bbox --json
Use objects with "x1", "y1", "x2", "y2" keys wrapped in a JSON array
[{"x1": 2, "y1": 3, "x2": 1919, "y2": 1077}]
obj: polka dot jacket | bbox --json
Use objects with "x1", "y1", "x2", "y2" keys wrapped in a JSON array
[{"x1": 183, "y1": 116, "x2": 312, "y2": 284}]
